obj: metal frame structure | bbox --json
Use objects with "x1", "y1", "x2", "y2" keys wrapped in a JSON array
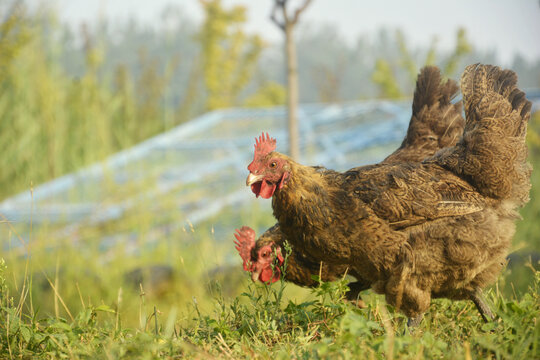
[{"x1": 1, "y1": 93, "x2": 538, "y2": 250}]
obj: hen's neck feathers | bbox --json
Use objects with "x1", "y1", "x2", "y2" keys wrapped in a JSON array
[{"x1": 272, "y1": 159, "x2": 340, "y2": 230}]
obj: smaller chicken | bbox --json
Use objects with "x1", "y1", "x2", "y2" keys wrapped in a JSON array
[
  {"x1": 234, "y1": 224, "x2": 369, "y2": 305},
  {"x1": 235, "y1": 66, "x2": 465, "y2": 306}
]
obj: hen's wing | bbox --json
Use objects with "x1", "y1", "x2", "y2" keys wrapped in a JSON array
[
  {"x1": 345, "y1": 162, "x2": 487, "y2": 230},
  {"x1": 383, "y1": 66, "x2": 464, "y2": 164}
]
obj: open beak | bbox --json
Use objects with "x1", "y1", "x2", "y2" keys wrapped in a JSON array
[{"x1": 246, "y1": 173, "x2": 264, "y2": 186}]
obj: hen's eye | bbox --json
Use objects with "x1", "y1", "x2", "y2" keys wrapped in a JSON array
[
  {"x1": 270, "y1": 162, "x2": 277, "y2": 168},
  {"x1": 262, "y1": 252, "x2": 269, "y2": 257}
]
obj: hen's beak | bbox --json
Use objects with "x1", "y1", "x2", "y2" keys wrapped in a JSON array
[
  {"x1": 251, "y1": 269, "x2": 261, "y2": 282},
  {"x1": 246, "y1": 173, "x2": 264, "y2": 186}
]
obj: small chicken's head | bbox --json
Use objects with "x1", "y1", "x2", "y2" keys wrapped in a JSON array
[
  {"x1": 234, "y1": 226, "x2": 284, "y2": 284},
  {"x1": 246, "y1": 133, "x2": 290, "y2": 199}
]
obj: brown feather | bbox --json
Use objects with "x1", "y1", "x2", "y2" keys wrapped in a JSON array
[
  {"x1": 250, "y1": 64, "x2": 532, "y2": 321},
  {"x1": 384, "y1": 66, "x2": 464, "y2": 164},
  {"x1": 247, "y1": 66, "x2": 468, "y2": 299}
]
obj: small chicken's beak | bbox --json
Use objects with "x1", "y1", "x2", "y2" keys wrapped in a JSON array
[
  {"x1": 251, "y1": 269, "x2": 261, "y2": 282},
  {"x1": 246, "y1": 173, "x2": 264, "y2": 186}
]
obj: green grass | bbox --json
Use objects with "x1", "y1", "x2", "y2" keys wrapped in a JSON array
[{"x1": 1, "y1": 251, "x2": 539, "y2": 359}]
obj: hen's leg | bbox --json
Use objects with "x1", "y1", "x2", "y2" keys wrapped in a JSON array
[
  {"x1": 470, "y1": 290, "x2": 495, "y2": 322},
  {"x1": 385, "y1": 274, "x2": 431, "y2": 326},
  {"x1": 345, "y1": 280, "x2": 370, "y2": 308}
]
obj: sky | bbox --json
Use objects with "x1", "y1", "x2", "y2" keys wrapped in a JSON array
[{"x1": 30, "y1": 0, "x2": 540, "y2": 64}]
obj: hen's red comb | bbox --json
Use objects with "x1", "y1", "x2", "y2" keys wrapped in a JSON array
[
  {"x1": 234, "y1": 226, "x2": 256, "y2": 271},
  {"x1": 254, "y1": 132, "x2": 276, "y2": 158}
]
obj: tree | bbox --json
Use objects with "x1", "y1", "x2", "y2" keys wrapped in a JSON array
[
  {"x1": 270, "y1": 0, "x2": 313, "y2": 161},
  {"x1": 371, "y1": 58, "x2": 402, "y2": 99},
  {"x1": 372, "y1": 28, "x2": 472, "y2": 99},
  {"x1": 198, "y1": 0, "x2": 264, "y2": 111},
  {"x1": 312, "y1": 59, "x2": 345, "y2": 103},
  {"x1": 243, "y1": 81, "x2": 286, "y2": 107},
  {"x1": 0, "y1": 1, "x2": 30, "y2": 84},
  {"x1": 443, "y1": 28, "x2": 472, "y2": 77}
]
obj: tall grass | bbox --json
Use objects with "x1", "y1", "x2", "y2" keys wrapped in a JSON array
[
  {"x1": 0, "y1": 9, "x2": 185, "y2": 200},
  {"x1": 1, "y1": 244, "x2": 539, "y2": 358}
]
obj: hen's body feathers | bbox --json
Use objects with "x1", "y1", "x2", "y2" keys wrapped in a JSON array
[
  {"x1": 248, "y1": 64, "x2": 531, "y2": 320},
  {"x1": 249, "y1": 67, "x2": 465, "y2": 293}
]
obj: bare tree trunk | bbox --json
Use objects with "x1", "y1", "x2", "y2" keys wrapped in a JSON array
[
  {"x1": 285, "y1": 23, "x2": 299, "y2": 160},
  {"x1": 270, "y1": 0, "x2": 312, "y2": 161}
]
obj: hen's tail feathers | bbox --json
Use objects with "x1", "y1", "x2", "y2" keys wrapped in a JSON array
[
  {"x1": 435, "y1": 64, "x2": 532, "y2": 205},
  {"x1": 384, "y1": 66, "x2": 465, "y2": 164}
]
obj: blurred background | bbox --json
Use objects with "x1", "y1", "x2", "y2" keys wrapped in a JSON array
[{"x1": 0, "y1": 0, "x2": 539, "y2": 325}]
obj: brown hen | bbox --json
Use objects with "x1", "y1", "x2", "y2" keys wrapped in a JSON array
[
  {"x1": 235, "y1": 66, "x2": 465, "y2": 303},
  {"x1": 242, "y1": 64, "x2": 531, "y2": 325}
]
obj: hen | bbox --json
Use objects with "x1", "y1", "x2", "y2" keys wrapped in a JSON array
[
  {"x1": 235, "y1": 66, "x2": 465, "y2": 303},
  {"x1": 242, "y1": 64, "x2": 531, "y2": 325}
]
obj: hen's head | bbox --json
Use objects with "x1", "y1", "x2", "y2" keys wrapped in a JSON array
[
  {"x1": 246, "y1": 133, "x2": 290, "y2": 199},
  {"x1": 234, "y1": 226, "x2": 284, "y2": 284}
]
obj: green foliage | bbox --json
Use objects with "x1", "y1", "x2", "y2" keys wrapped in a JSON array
[
  {"x1": 372, "y1": 59, "x2": 403, "y2": 99},
  {"x1": 444, "y1": 28, "x2": 472, "y2": 77},
  {"x1": 198, "y1": 0, "x2": 265, "y2": 110},
  {"x1": 372, "y1": 28, "x2": 472, "y2": 98},
  {"x1": 244, "y1": 81, "x2": 287, "y2": 108},
  {"x1": 396, "y1": 30, "x2": 418, "y2": 84},
  {"x1": 513, "y1": 110, "x2": 540, "y2": 255},
  {"x1": 0, "y1": 10, "x2": 178, "y2": 200},
  {"x1": 0, "y1": 2, "x2": 288, "y2": 200},
  {"x1": 1, "y1": 201, "x2": 539, "y2": 358},
  {"x1": 1, "y1": 248, "x2": 539, "y2": 358},
  {"x1": 0, "y1": 5, "x2": 31, "y2": 84}
]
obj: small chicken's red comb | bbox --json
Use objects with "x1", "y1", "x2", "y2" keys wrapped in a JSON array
[
  {"x1": 254, "y1": 132, "x2": 276, "y2": 158},
  {"x1": 234, "y1": 226, "x2": 256, "y2": 271}
]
